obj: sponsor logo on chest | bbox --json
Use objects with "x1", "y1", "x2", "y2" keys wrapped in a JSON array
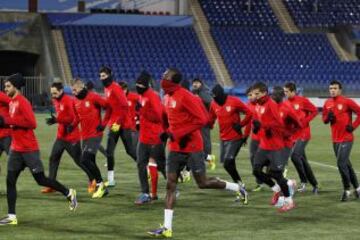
[
  {"x1": 225, "y1": 106, "x2": 231, "y2": 112},
  {"x1": 294, "y1": 104, "x2": 300, "y2": 110},
  {"x1": 337, "y1": 104, "x2": 343, "y2": 110},
  {"x1": 85, "y1": 101, "x2": 90, "y2": 108}
]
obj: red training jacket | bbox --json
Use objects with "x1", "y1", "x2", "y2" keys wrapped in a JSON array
[
  {"x1": 163, "y1": 88, "x2": 208, "y2": 153},
  {"x1": 103, "y1": 81, "x2": 128, "y2": 127},
  {"x1": 285, "y1": 95, "x2": 317, "y2": 141},
  {"x1": 254, "y1": 96, "x2": 285, "y2": 151},
  {"x1": 123, "y1": 91, "x2": 140, "y2": 130},
  {"x1": 322, "y1": 95, "x2": 360, "y2": 143},
  {"x1": 73, "y1": 91, "x2": 107, "y2": 140},
  {"x1": 0, "y1": 92, "x2": 11, "y2": 139},
  {"x1": 138, "y1": 88, "x2": 163, "y2": 145},
  {"x1": 6, "y1": 94, "x2": 39, "y2": 152},
  {"x1": 244, "y1": 101, "x2": 260, "y2": 141},
  {"x1": 209, "y1": 96, "x2": 251, "y2": 141},
  {"x1": 53, "y1": 94, "x2": 80, "y2": 143},
  {"x1": 278, "y1": 101, "x2": 303, "y2": 148}
]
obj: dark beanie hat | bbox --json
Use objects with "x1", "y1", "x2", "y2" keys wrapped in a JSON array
[
  {"x1": 7, "y1": 73, "x2": 25, "y2": 89},
  {"x1": 136, "y1": 71, "x2": 151, "y2": 88},
  {"x1": 211, "y1": 84, "x2": 225, "y2": 97}
]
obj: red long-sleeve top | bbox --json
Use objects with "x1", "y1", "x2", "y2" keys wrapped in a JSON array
[
  {"x1": 103, "y1": 82, "x2": 128, "y2": 127},
  {"x1": 73, "y1": 91, "x2": 107, "y2": 140},
  {"x1": 278, "y1": 101, "x2": 303, "y2": 148},
  {"x1": 0, "y1": 92, "x2": 11, "y2": 139},
  {"x1": 123, "y1": 91, "x2": 140, "y2": 130},
  {"x1": 6, "y1": 94, "x2": 39, "y2": 152},
  {"x1": 163, "y1": 88, "x2": 208, "y2": 153},
  {"x1": 53, "y1": 94, "x2": 80, "y2": 143},
  {"x1": 254, "y1": 96, "x2": 285, "y2": 151},
  {"x1": 138, "y1": 89, "x2": 163, "y2": 145},
  {"x1": 285, "y1": 95, "x2": 317, "y2": 141},
  {"x1": 322, "y1": 95, "x2": 360, "y2": 143},
  {"x1": 209, "y1": 96, "x2": 251, "y2": 141},
  {"x1": 244, "y1": 101, "x2": 260, "y2": 141}
]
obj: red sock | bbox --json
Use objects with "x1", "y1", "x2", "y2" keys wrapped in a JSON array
[{"x1": 148, "y1": 163, "x2": 158, "y2": 197}]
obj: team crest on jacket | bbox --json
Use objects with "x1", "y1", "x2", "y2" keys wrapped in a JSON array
[
  {"x1": 226, "y1": 106, "x2": 231, "y2": 112},
  {"x1": 85, "y1": 101, "x2": 90, "y2": 107},
  {"x1": 60, "y1": 104, "x2": 64, "y2": 111},
  {"x1": 280, "y1": 112, "x2": 284, "y2": 117},
  {"x1": 106, "y1": 91, "x2": 111, "y2": 97},
  {"x1": 128, "y1": 100, "x2": 132, "y2": 106},
  {"x1": 337, "y1": 104, "x2": 343, "y2": 110},
  {"x1": 294, "y1": 104, "x2": 300, "y2": 110},
  {"x1": 260, "y1": 106, "x2": 265, "y2": 114},
  {"x1": 170, "y1": 99, "x2": 176, "y2": 108}
]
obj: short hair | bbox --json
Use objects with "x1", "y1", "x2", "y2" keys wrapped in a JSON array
[
  {"x1": 72, "y1": 78, "x2": 85, "y2": 87},
  {"x1": 99, "y1": 66, "x2": 112, "y2": 75},
  {"x1": 51, "y1": 82, "x2": 64, "y2": 91},
  {"x1": 168, "y1": 67, "x2": 182, "y2": 83},
  {"x1": 252, "y1": 82, "x2": 268, "y2": 93},
  {"x1": 246, "y1": 86, "x2": 253, "y2": 95},
  {"x1": 284, "y1": 82, "x2": 296, "y2": 92},
  {"x1": 272, "y1": 86, "x2": 285, "y2": 97},
  {"x1": 329, "y1": 80, "x2": 342, "y2": 89}
]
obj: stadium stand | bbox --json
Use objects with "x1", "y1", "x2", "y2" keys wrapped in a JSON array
[
  {"x1": 60, "y1": 25, "x2": 215, "y2": 84},
  {"x1": 284, "y1": 0, "x2": 360, "y2": 28},
  {"x1": 198, "y1": 0, "x2": 360, "y2": 93},
  {"x1": 198, "y1": 0, "x2": 278, "y2": 27}
]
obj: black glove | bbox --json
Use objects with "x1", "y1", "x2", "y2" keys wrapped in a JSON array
[
  {"x1": 179, "y1": 135, "x2": 191, "y2": 149},
  {"x1": 265, "y1": 129, "x2": 272, "y2": 138},
  {"x1": 252, "y1": 120, "x2": 261, "y2": 134},
  {"x1": 65, "y1": 125, "x2": 74, "y2": 134},
  {"x1": 327, "y1": 111, "x2": 336, "y2": 125},
  {"x1": 159, "y1": 132, "x2": 174, "y2": 142},
  {"x1": 0, "y1": 115, "x2": 5, "y2": 128},
  {"x1": 232, "y1": 123, "x2": 242, "y2": 135},
  {"x1": 135, "y1": 101, "x2": 142, "y2": 112},
  {"x1": 96, "y1": 124, "x2": 105, "y2": 132},
  {"x1": 346, "y1": 124, "x2": 354, "y2": 133},
  {"x1": 240, "y1": 137, "x2": 248, "y2": 147},
  {"x1": 46, "y1": 114, "x2": 57, "y2": 126}
]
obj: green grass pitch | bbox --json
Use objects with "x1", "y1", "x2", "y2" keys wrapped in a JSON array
[{"x1": 0, "y1": 114, "x2": 359, "y2": 239}]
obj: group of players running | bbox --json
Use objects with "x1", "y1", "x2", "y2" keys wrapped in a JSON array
[{"x1": 0, "y1": 67, "x2": 358, "y2": 239}]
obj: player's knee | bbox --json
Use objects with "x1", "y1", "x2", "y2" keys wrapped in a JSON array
[
  {"x1": 223, "y1": 159, "x2": 234, "y2": 170},
  {"x1": 33, "y1": 172, "x2": 48, "y2": 186}
]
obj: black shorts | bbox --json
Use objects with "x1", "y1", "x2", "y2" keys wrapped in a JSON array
[
  {"x1": 254, "y1": 148, "x2": 285, "y2": 172},
  {"x1": 282, "y1": 147, "x2": 291, "y2": 165},
  {"x1": 166, "y1": 151, "x2": 206, "y2": 174},
  {"x1": 7, "y1": 150, "x2": 44, "y2": 174},
  {"x1": 137, "y1": 142, "x2": 165, "y2": 163},
  {"x1": 82, "y1": 136, "x2": 102, "y2": 154},
  {"x1": 220, "y1": 139, "x2": 242, "y2": 163}
]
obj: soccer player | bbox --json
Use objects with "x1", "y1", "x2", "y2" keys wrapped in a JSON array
[
  {"x1": 192, "y1": 78, "x2": 216, "y2": 170},
  {"x1": 85, "y1": 81, "x2": 107, "y2": 158},
  {"x1": 0, "y1": 90, "x2": 11, "y2": 161},
  {"x1": 134, "y1": 72, "x2": 166, "y2": 204},
  {"x1": 99, "y1": 66, "x2": 130, "y2": 187},
  {"x1": 209, "y1": 84, "x2": 251, "y2": 203},
  {"x1": 148, "y1": 68, "x2": 246, "y2": 238},
  {"x1": 251, "y1": 82, "x2": 296, "y2": 212},
  {"x1": 271, "y1": 86, "x2": 303, "y2": 166},
  {"x1": 42, "y1": 82, "x2": 95, "y2": 194},
  {"x1": 244, "y1": 86, "x2": 264, "y2": 191},
  {"x1": 284, "y1": 82, "x2": 319, "y2": 193},
  {"x1": 0, "y1": 73, "x2": 77, "y2": 225},
  {"x1": 72, "y1": 79, "x2": 108, "y2": 198},
  {"x1": 322, "y1": 80, "x2": 360, "y2": 201}
]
